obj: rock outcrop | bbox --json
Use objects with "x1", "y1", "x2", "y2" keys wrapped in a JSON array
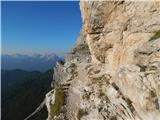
[{"x1": 45, "y1": 0, "x2": 160, "y2": 120}]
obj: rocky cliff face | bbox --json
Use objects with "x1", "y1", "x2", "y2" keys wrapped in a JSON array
[{"x1": 45, "y1": 1, "x2": 160, "y2": 120}]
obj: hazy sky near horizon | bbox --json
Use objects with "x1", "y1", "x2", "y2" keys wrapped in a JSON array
[{"x1": 2, "y1": 1, "x2": 82, "y2": 55}]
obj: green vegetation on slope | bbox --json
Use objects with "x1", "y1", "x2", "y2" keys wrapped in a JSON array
[
  {"x1": 50, "y1": 87, "x2": 65, "y2": 117},
  {"x1": 149, "y1": 30, "x2": 160, "y2": 41}
]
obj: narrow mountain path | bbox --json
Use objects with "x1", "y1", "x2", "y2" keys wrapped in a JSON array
[{"x1": 24, "y1": 99, "x2": 46, "y2": 120}]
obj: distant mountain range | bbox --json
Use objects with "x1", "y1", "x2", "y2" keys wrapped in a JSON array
[
  {"x1": 1, "y1": 53, "x2": 61, "y2": 120},
  {"x1": 1, "y1": 53, "x2": 62, "y2": 71}
]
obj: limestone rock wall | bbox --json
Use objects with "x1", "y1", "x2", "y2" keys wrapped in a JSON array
[
  {"x1": 45, "y1": 1, "x2": 160, "y2": 120},
  {"x1": 80, "y1": 1, "x2": 160, "y2": 119}
]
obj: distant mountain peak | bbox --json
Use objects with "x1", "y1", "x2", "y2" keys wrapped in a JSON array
[{"x1": 2, "y1": 53, "x2": 62, "y2": 72}]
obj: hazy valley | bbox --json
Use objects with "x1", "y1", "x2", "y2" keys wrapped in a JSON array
[{"x1": 1, "y1": 53, "x2": 61, "y2": 120}]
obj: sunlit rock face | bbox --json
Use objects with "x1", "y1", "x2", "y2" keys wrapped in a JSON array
[{"x1": 46, "y1": 1, "x2": 160, "y2": 120}]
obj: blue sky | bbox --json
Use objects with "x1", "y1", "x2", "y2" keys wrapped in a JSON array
[{"x1": 2, "y1": 1, "x2": 82, "y2": 55}]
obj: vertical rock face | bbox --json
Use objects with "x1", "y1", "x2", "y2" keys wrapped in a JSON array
[{"x1": 45, "y1": 1, "x2": 160, "y2": 120}]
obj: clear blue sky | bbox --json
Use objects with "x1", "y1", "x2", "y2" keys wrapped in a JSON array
[{"x1": 2, "y1": 1, "x2": 82, "y2": 55}]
